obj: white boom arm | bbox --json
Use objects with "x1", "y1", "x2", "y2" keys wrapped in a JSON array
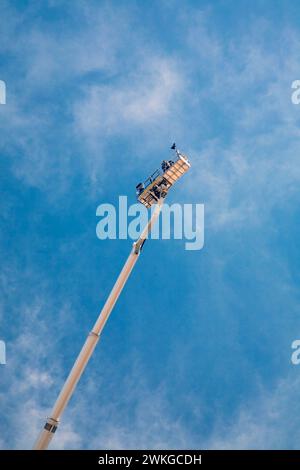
[{"x1": 33, "y1": 199, "x2": 163, "y2": 450}]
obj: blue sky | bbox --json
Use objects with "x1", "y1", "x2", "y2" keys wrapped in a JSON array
[{"x1": 1, "y1": 0, "x2": 300, "y2": 449}]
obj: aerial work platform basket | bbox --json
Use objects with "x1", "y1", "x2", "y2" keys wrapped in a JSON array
[{"x1": 136, "y1": 146, "x2": 191, "y2": 208}]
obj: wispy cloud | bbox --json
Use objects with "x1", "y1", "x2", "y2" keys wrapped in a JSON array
[
  {"x1": 206, "y1": 374, "x2": 300, "y2": 449},
  {"x1": 73, "y1": 56, "x2": 183, "y2": 136}
]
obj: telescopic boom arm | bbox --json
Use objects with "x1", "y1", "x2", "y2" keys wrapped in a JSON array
[{"x1": 33, "y1": 199, "x2": 163, "y2": 450}]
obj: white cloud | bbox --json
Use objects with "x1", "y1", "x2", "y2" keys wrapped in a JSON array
[
  {"x1": 176, "y1": 13, "x2": 300, "y2": 229},
  {"x1": 0, "y1": 1, "x2": 187, "y2": 191},
  {"x1": 0, "y1": 288, "x2": 76, "y2": 449},
  {"x1": 74, "y1": 57, "x2": 183, "y2": 137},
  {"x1": 206, "y1": 374, "x2": 300, "y2": 449}
]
